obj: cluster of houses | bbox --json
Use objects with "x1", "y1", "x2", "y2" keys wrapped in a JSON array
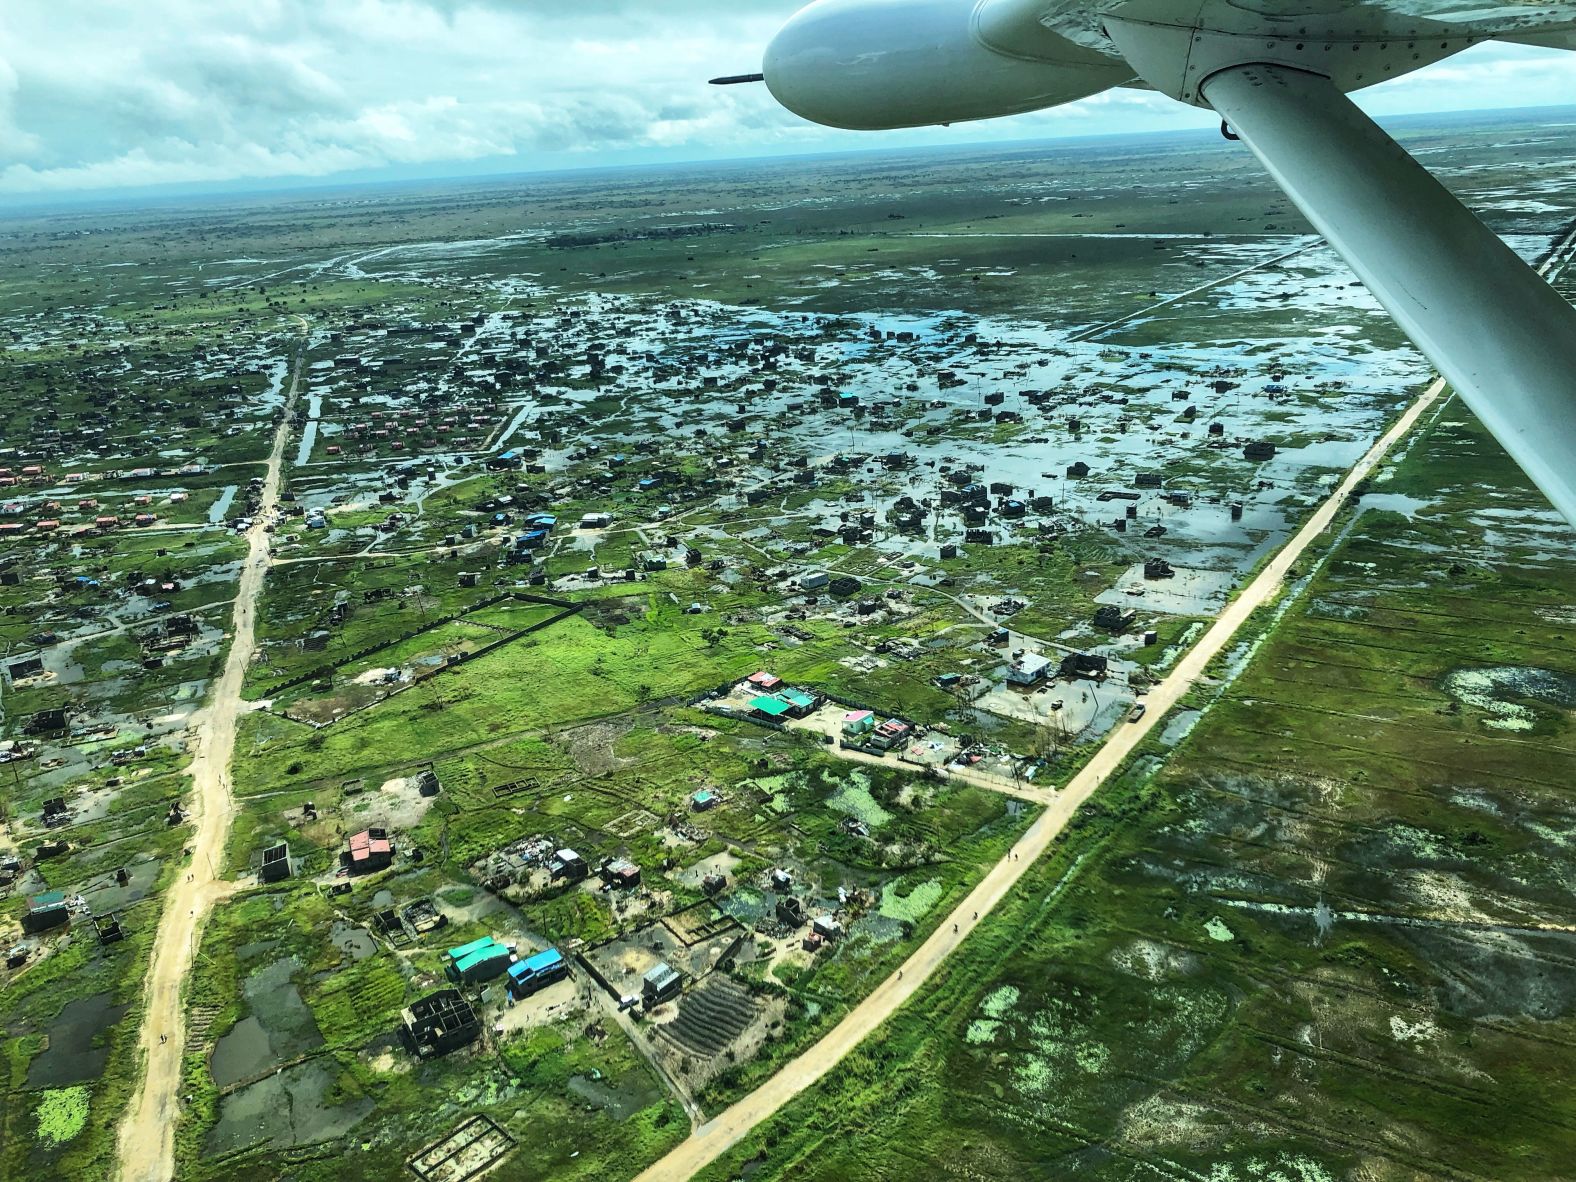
[
  {"x1": 743, "y1": 671, "x2": 822, "y2": 722},
  {"x1": 839, "y1": 710, "x2": 914, "y2": 752},
  {"x1": 397, "y1": 936, "x2": 573, "y2": 1058}
]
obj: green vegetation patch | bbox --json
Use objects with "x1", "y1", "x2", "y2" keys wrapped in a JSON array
[{"x1": 35, "y1": 1085, "x2": 90, "y2": 1147}]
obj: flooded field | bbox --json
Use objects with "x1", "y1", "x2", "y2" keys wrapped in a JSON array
[
  {"x1": 2, "y1": 106, "x2": 1575, "y2": 1182},
  {"x1": 25, "y1": 995, "x2": 129, "y2": 1089}
]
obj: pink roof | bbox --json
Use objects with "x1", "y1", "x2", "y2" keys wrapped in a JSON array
[
  {"x1": 349, "y1": 830, "x2": 392, "y2": 859},
  {"x1": 748, "y1": 671, "x2": 780, "y2": 686},
  {"x1": 843, "y1": 710, "x2": 873, "y2": 723}
]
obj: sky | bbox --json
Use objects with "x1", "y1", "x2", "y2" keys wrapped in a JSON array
[{"x1": 2, "y1": 0, "x2": 1574, "y2": 200}]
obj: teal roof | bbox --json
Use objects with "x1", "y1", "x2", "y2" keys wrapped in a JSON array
[
  {"x1": 750, "y1": 695, "x2": 791, "y2": 718},
  {"x1": 455, "y1": 946, "x2": 510, "y2": 975},
  {"x1": 778, "y1": 688, "x2": 815, "y2": 708},
  {"x1": 446, "y1": 936, "x2": 498, "y2": 962}
]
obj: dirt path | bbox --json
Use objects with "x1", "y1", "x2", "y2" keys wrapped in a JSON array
[
  {"x1": 785, "y1": 712, "x2": 1054, "y2": 805},
  {"x1": 631, "y1": 369, "x2": 1451, "y2": 1182},
  {"x1": 116, "y1": 318, "x2": 307, "y2": 1182}
]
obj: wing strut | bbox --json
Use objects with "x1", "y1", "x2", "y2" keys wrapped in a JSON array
[{"x1": 1203, "y1": 63, "x2": 1576, "y2": 525}]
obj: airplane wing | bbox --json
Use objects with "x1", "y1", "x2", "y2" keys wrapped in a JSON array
[{"x1": 1205, "y1": 63, "x2": 1576, "y2": 524}]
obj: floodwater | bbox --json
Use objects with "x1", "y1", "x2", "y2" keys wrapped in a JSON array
[
  {"x1": 209, "y1": 957, "x2": 324, "y2": 1089},
  {"x1": 206, "y1": 1059, "x2": 373, "y2": 1156},
  {"x1": 26, "y1": 994, "x2": 130, "y2": 1088},
  {"x1": 207, "y1": 485, "x2": 237, "y2": 524},
  {"x1": 568, "y1": 1071, "x2": 661, "y2": 1120},
  {"x1": 329, "y1": 920, "x2": 377, "y2": 962}
]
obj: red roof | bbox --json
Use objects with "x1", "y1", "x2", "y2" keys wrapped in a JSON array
[{"x1": 349, "y1": 830, "x2": 392, "y2": 860}]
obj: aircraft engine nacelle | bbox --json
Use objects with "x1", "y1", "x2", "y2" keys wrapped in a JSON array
[{"x1": 763, "y1": 0, "x2": 1130, "y2": 131}]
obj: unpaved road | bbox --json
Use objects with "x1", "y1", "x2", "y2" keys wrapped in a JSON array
[
  {"x1": 632, "y1": 370, "x2": 1451, "y2": 1182},
  {"x1": 786, "y1": 711, "x2": 1054, "y2": 805},
  {"x1": 116, "y1": 319, "x2": 307, "y2": 1182}
]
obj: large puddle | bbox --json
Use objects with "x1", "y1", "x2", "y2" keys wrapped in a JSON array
[
  {"x1": 209, "y1": 957, "x2": 324, "y2": 1089},
  {"x1": 205, "y1": 1058, "x2": 373, "y2": 1156},
  {"x1": 26, "y1": 993, "x2": 130, "y2": 1088}
]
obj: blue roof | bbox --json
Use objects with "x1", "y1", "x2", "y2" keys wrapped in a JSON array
[
  {"x1": 498, "y1": 450, "x2": 518, "y2": 460},
  {"x1": 510, "y1": 948, "x2": 564, "y2": 977}
]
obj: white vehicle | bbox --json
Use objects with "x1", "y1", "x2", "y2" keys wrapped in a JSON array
[{"x1": 717, "y1": 0, "x2": 1576, "y2": 527}]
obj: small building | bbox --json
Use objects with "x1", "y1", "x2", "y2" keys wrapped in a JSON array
[
  {"x1": 259, "y1": 842, "x2": 291, "y2": 883},
  {"x1": 749, "y1": 695, "x2": 792, "y2": 722},
  {"x1": 746, "y1": 670, "x2": 782, "y2": 691},
  {"x1": 604, "y1": 858, "x2": 641, "y2": 889},
  {"x1": 1060, "y1": 653, "x2": 1110, "y2": 680},
  {"x1": 401, "y1": 989, "x2": 480, "y2": 1057},
  {"x1": 776, "y1": 687, "x2": 819, "y2": 718},
  {"x1": 6, "y1": 655, "x2": 45, "y2": 682},
  {"x1": 444, "y1": 936, "x2": 513, "y2": 984},
  {"x1": 23, "y1": 891, "x2": 69, "y2": 933},
  {"x1": 1144, "y1": 558, "x2": 1176, "y2": 581},
  {"x1": 869, "y1": 718, "x2": 913, "y2": 751},
  {"x1": 507, "y1": 948, "x2": 568, "y2": 998},
  {"x1": 416, "y1": 770, "x2": 441, "y2": 797},
  {"x1": 25, "y1": 708, "x2": 68, "y2": 735},
  {"x1": 800, "y1": 572, "x2": 831, "y2": 591},
  {"x1": 691, "y1": 789, "x2": 718, "y2": 812},
  {"x1": 775, "y1": 896, "x2": 805, "y2": 926},
  {"x1": 1244, "y1": 441, "x2": 1277, "y2": 462},
  {"x1": 348, "y1": 827, "x2": 394, "y2": 873},
  {"x1": 93, "y1": 913, "x2": 125, "y2": 945},
  {"x1": 812, "y1": 915, "x2": 843, "y2": 941},
  {"x1": 1007, "y1": 652, "x2": 1053, "y2": 688},
  {"x1": 642, "y1": 962, "x2": 682, "y2": 1006},
  {"x1": 841, "y1": 710, "x2": 875, "y2": 736},
  {"x1": 1094, "y1": 605, "x2": 1137, "y2": 634},
  {"x1": 550, "y1": 848, "x2": 587, "y2": 880}
]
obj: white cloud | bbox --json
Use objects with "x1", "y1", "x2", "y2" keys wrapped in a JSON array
[{"x1": 0, "y1": 1, "x2": 1572, "y2": 196}]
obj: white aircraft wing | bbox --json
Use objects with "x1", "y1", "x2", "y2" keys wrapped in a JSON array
[{"x1": 1205, "y1": 64, "x2": 1576, "y2": 523}]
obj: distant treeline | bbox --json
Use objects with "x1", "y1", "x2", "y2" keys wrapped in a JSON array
[{"x1": 545, "y1": 222, "x2": 740, "y2": 249}]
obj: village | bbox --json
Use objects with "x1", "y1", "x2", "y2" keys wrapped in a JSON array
[{"x1": 0, "y1": 126, "x2": 1491, "y2": 1182}]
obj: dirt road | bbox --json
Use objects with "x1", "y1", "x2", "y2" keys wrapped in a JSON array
[
  {"x1": 785, "y1": 712, "x2": 1055, "y2": 805},
  {"x1": 116, "y1": 319, "x2": 307, "y2": 1182},
  {"x1": 632, "y1": 371, "x2": 1450, "y2": 1182}
]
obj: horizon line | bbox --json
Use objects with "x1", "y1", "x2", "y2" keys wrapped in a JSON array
[{"x1": 3, "y1": 99, "x2": 1574, "y2": 219}]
